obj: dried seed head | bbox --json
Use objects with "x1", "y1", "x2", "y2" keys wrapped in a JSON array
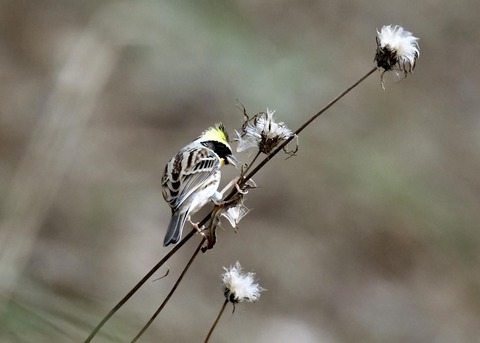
[
  {"x1": 236, "y1": 109, "x2": 293, "y2": 155},
  {"x1": 375, "y1": 25, "x2": 419, "y2": 88},
  {"x1": 222, "y1": 261, "x2": 265, "y2": 303}
]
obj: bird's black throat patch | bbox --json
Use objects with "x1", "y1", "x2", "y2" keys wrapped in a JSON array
[{"x1": 201, "y1": 140, "x2": 233, "y2": 163}]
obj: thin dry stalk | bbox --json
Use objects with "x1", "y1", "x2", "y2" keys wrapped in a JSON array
[
  {"x1": 84, "y1": 229, "x2": 201, "y2": 342},
  {"x1": 204, "y1": 299, "x2": 229, "y2": 343},
  {"x1": 130, "y1": 238, "x2": 205, "y2": 343}
]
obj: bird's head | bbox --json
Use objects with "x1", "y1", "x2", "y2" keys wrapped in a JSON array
[{"x1": 198, "y1": 123, "x2": 238, "y2": 166}]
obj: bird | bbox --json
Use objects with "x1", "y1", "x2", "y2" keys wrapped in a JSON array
[{"x1": 161, "y1": 123, "x2": 238, "y2": 246}]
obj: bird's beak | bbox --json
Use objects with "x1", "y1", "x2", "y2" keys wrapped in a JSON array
[{"x1": 226, "y1": 154, "x2": 238, "y2": 167}]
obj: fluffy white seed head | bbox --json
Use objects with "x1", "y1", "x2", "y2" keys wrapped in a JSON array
[
  {"x1": 375, "y1": 25, "x2": 419, "y2": 87},
  {"x1": 236, "y1": 108, "x2": 292, "y2": 155},
  {"x1": 222, "y1": 261, "x2": 265, "y2": 303}
]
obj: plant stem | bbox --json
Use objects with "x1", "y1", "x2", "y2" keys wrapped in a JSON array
[
  {"x1": 240, "y1": 66, "x2": 377, "y2": 186},
  {"x1": 242, "y1": 150, "x2": 262, "y2": 175},
  {"x1": 130, "y1": 237, "x2": 206, "y2": 343},
  {"x1": 204, "y1": 299, "x2": 229, "y2": 343},
  {"x1": 84, "y1": 231, "x2": 202, "y2": 343}
]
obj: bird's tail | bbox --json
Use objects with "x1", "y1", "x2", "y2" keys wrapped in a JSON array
[{"x1": 163, "y1": 211, "x2": 189, "y2": 246}]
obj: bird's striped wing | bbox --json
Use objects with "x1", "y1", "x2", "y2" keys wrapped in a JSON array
[{"x1": 162, "y1": 146, "x2": 220, "y2": 211}]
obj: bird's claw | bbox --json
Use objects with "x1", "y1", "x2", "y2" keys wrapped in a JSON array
[{"x1": 189, "y1": 219, "x2": 205, "y2": 237}]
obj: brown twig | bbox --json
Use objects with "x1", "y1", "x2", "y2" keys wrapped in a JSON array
[
  {"x1": 84, "y1": 229, "x2": 202, "y2": 342},
  {"x1": 240, "y1": 67, "x2": 377, "y2": 187},
  {"x1": 130, "y1": 237, "x2": 206, "y2": 343},
  {"x1": 204, "y1": 299, "x2": 229, "y2": 343}
]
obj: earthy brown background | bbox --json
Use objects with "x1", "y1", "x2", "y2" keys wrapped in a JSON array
[{"x1": 1, "y1": 1, "x2": 479, "y2": 342}]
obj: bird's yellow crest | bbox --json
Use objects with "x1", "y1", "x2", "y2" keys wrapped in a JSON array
[{"x1": 201, "y1": 123, "x2": 229, "y2": 143}]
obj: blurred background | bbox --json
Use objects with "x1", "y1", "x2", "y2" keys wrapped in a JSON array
[{"x1": 1, "y1": 0, "x2": 479, "y2": 342}]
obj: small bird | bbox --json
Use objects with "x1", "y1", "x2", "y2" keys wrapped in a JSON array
[{"x1": 161, "y1": 123, "x2": 237, "y2": 246}]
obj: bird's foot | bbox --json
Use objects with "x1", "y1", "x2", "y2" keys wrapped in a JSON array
[{"x1": 189, "y1": 219, "x2": 205, "y2": 237}]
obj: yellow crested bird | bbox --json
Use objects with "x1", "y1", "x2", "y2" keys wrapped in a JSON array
[{"x1": 161, "y1": 123, "x2": 237, "y2": 246}]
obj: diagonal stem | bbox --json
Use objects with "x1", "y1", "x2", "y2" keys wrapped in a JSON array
[
  {"x1": 130, "y1": 237, "x2": 206, "y2": 343},
  {"x1": 241, "y1": 150, "x2": 262, "y2": 175},
  {"x1": 240, "y1": 67, "x2": 377, "y2": 186},
  {"x1": 84, "y1": 231, "x2": 201, "y2": 342},
  {"x1": 204, "y1": 299, "x2": 229, "y2": 343}
]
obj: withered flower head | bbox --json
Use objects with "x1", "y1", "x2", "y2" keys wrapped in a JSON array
[
  {"x1": 375, "y1": 25, "x2": 420, "y2": 88},
  {"x1": 236, "y1": 108, "x2": 293, "y2": 155}
]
